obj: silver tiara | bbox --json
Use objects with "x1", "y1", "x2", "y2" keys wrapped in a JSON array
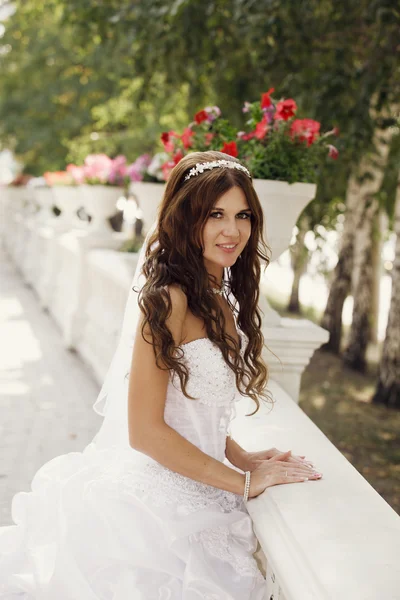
[{"x1": 184, "y1": 159, "x2": 251, "y2": 181}]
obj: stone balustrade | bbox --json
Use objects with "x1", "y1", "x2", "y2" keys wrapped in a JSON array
[{"x1": 1, "y1": 185, "x2": 399, "y2": 599}]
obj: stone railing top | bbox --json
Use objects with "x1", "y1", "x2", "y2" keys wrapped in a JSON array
[
  {"x1": 231, "y1": 381, "x2": 400, "y2": 600},
  {"x1": 88, "y1": 248, "x2": 139, "y2": 287}
]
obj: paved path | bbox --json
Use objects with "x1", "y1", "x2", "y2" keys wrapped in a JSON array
[{"x1": 0, "y1": 243, "x2": 102, "y2": 525}]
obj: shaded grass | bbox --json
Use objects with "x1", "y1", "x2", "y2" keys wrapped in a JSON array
[
  {"x1": 267, "y1": 293, "x2": 400, "y2": 515},
  {"x1": 299, "y1": 349, "x2": 400, "y2": 515}
]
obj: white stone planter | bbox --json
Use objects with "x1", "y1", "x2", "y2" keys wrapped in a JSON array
[
  {"x1": 130, "y1": 181, "x2": 165, "y2": 235},
  {"x1": 3, "y1": 186, "x2": 27, "y2": 213},
  {"x1": 51, "y1": 186, "x2": 83, "y2": 228},
  {"x1": 253, "y1": 179, "x2": 316, "y2": 262},
  {"x1": 80, "y1": 185, "x2": 124, "y2": 233},
  {"x1": 32, "y1": 186, "x2": 55, "y2": 223}
]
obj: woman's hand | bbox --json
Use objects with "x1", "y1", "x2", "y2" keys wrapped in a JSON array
[
  {"x1": 249, "y1": 450, "x2": 322, "y2": 498},
  {"x1": 243, "y1": 447, "x2": 315, "y2": 472}
]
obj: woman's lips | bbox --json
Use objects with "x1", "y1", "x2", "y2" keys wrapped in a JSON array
[{"x1": 216, "y1": 244, "x2": 238, "y2": 254}]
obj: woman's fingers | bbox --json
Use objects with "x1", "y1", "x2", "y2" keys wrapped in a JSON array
[{"x1": 278, "y1": 463, "x2": 316, "y2": 476}]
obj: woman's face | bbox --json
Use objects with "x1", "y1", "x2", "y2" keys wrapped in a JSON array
[{"x1": 202, "y1": 185, "x2": 252, "y2": 281}]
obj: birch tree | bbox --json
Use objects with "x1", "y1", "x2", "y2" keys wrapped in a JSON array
[
  {"x1": 373, "y1": 178, "x2": 400, "y2": 407},
  {"x1": 343, "y1": 126, "x2": 393, "y2": 370}
]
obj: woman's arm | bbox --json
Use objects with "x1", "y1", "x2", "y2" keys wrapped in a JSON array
[
  {"x1": 225, "y1": 436, "x2": 250, "y2": 472},
  {"x1": 128, "y1": 285, "x2": 246, "y2": 497}
]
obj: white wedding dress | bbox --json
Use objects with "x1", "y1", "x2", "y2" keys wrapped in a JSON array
[{"x1": 0, "y1": 329, "x2": 265, "y2": 599}]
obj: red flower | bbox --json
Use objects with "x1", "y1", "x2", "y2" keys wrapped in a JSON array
[
  {"x1": 181, "y1": 127, "x2": 194, "y2": 149},
  {"x1": 332, "y1": 126, "x2": 340, "y2": 137},
  {"x1": 328, "y1": 144, "x2": 339, "y2": 159},
  {"x1": 238, "y1": 131, "x2": 256, "y2": 141},
  {"x1": 261, "y1": 88, "x2": 275, "y2": 109},
  {"x1": 255, "y1": 115, "x2": 268, "y2": 140},
  {"x1": 194, "y1": 110, "x2": 209, "y2": 124},
  {"x1": 173, "y1": 149, "x2": 184, "y2": 165},
  {"x1": 160, "y1": 132, "x2": 170, "y2": 144},
  {"x1": 290, "y1": 119, "x2": 321, "y2": 146},
  {"x1": 274, "y1": 99, "x2": 297, "y2": 121},
  {"x1": 220, "y1": 141, "x2": 238, "y2": 157},
  {"x1": 161, "y1": 150, "x2": 184, "y2": 181},
  {"x1": 161, "y1": 130, "x2": 179, "y2": 153}
]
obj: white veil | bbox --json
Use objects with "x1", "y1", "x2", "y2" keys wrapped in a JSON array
[{"x1": 91, "y1": 222, "x2": 158, "y2": 450}]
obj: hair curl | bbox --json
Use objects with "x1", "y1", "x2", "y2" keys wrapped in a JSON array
[{"x1": 138, "y1": 150, "x2": 272, "y2": 415}]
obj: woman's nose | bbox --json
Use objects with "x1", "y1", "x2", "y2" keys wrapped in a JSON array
[{"x1": 222, "y1": 220, "x2": 239, "y2": 237}]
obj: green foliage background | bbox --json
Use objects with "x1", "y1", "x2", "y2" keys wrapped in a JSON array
[{"x1": 0, "y1": 0, "x2": 399, "y2": 220}]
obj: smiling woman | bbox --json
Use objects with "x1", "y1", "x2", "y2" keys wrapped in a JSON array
[
  {"x1": 203, "y1": 188, "x2": 253, "y2": 275},
  {"x1": 141, "y1": 150, "x2": 271, "y2": 413},
  {"x1": 0, "y1": 151, "x2": 320, "y2": 600}
]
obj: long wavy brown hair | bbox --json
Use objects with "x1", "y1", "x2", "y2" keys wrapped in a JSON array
[{"x1": 138, "y1": 150, "x2": 272, "y2": 415}]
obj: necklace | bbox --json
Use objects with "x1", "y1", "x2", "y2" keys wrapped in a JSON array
[
  {"x1": 210, "y1": 286, "x2": 224, "y2": 296},
  {"x1": 209, "y1": 281, "x2": 229, "y2": 296}
]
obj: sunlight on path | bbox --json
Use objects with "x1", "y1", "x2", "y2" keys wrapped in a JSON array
[{"x1": 0, "y1": 246, "x2": 102, "y2": 525}]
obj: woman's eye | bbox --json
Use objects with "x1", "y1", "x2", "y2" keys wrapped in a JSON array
[{"x1": 209, "y1": 212, "x2": 251, "y2": 219}]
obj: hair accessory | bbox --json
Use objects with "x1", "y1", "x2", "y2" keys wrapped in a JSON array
[
  {"x1": 243, "y1": 471, "x2": 251, "y2": 503},
  {"x1": 184, "y1": 159, "x2": 251, "y2": 181}
]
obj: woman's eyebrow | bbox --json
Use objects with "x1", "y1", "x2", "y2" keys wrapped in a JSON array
[{"x1": 213, "y1": 207, "x2": 252, "y2": 212}]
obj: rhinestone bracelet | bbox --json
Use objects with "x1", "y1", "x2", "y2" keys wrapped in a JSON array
[{"x1": 243, "y1": 470, "x2": 251, "y2": 503}]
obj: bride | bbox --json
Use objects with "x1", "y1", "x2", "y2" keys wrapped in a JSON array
[{"x1": 0, "y1": 150, "x2": 320, "y2": 599}]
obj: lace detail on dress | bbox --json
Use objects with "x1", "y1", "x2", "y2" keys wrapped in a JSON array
[
  {"x1": 114, "y1": 461, "x2": 242, "y2": 516},
  {"x1": 195, "y1": 525, "x2": 265, "y2": 582}
]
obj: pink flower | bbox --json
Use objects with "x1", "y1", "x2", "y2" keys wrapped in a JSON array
[
  {"x1": 109, "y1": 155, "x2": 128, "y2": 185},
  {"x1": 205, "y1": 132, "x2": 215, "y2": 146},
  {"x1": 66, "y1": 164, "x2": 84, "y2": 184},
  {"x1": 126, "y1": 154, "x2": 152, "y2": 182},
  {"x1": 83, "y1": 154, "x2": 114, "y2": 184},
  {"x1": 204, "y1": 106, "x2": 221, "y2": 121},
  {"x1": 242, "y1": 101, "x2": 251, "y2": 113}
]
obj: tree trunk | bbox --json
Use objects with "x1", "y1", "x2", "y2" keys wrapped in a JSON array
[
  {"x1": 369, "y1": 211, "x2": 387, "y2": 343},
  {"x1": 342, "y1": 197, "x2": 379, "y2": 371},
  {"x1": 287, "y1": 215, "x2": 309, "y2": 314},
  {"x1": 320, "y1": 177, "x2": 362, "y2": 353},
  {"x1": 372, "y1": 181, "x2": 400, "y2": 407},
  {"x1": 352, "y1": 207, "x2": 383, "y2": 344},
  {"x1": 343, "y1": 127, "x2": 392, "y2": 371},
  {"x1": 321, "y1": 124, "x2": 392, "y2": 354}
]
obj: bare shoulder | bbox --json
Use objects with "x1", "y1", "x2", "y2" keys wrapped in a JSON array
[{"x1": 167, "y1": 284, "x2": 188, "y2": 313}]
